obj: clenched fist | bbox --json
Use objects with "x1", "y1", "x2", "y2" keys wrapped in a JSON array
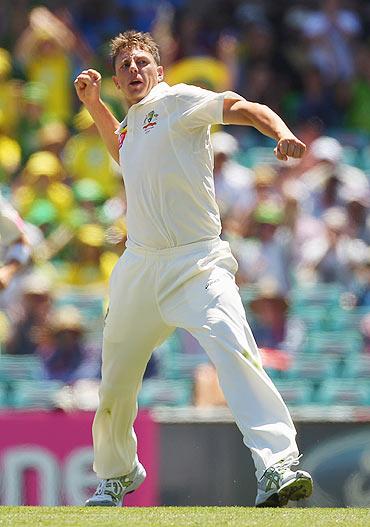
[
  {"x1": 274, "y1": 137, "x2": 306, "y2": 161},
  {"x1": 74, "y1": 69, "x2": 102, "y2": 106}
]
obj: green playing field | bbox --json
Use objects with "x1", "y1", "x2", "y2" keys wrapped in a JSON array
[{"x1": 1, "y1": 507, "x2": 370, "y2": 527}]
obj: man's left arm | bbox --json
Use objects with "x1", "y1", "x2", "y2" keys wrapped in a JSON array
[{"x1": 223, "y1": 98, "x2": 306, "y2": 161}]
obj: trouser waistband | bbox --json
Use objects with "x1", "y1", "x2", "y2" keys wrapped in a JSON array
[{"x1": 125, "y1": 237, "x2": 224, "y2": 257}]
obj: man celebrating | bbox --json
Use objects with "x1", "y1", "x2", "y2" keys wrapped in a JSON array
[{"x1": 74, "y1": 30, "x2": 312, "y2": 508}]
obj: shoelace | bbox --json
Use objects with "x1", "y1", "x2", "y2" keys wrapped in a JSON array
[
  {"x1": 95, "y1": 479, "x2": 124, "y2": 500},
  {"x1": 275, "y1": 454, "x2": 302, "y2": 474},
  {"x1": 260, "y1": 454, "x2": 303, "y2": 481}
]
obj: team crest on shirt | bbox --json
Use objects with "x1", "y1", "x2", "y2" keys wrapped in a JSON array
[
  {"x1": 117, "y1": 123, "x2": 128, "y2": 148},
  {"x1": 142, "y1": 110, "x2": 159, "y2": 133}
]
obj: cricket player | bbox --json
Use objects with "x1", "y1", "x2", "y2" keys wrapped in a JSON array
[{"x1": 74, "y1": 30, "x2": 313, "y2": 508}]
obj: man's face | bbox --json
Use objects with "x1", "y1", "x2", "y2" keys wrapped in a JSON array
[{"x1": 113, "y1": 48, "x2": 163, "y2": 107}]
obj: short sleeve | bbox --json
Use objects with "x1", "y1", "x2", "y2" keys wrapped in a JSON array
[{"x1": 174, "y1": 83, "x2": 243, "y2": 128}]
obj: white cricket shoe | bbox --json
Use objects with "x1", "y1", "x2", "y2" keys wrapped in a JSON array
[
  {"x1": 255, "y1": 456, "x2": 313, "y2": 507},
  {"x1": 85, "y1": 462, "x2": 146, "y2": 506}
]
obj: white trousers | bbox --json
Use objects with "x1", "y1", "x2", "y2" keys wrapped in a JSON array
[{"x1": 92, "y1": 238, "x2": 298, "y2": 480}]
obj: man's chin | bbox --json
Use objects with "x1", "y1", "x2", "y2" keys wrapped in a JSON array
[
  {"x1": 129, "y1": 84, "x2": 148, "y2": 100},
  {"x1": 125, "y1": 82, "x2": 156, "y2": 106}
]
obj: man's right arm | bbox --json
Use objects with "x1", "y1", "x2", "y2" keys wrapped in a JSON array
[{"x1": 74, "y1": 69, "x2": 120, "y2": 164}]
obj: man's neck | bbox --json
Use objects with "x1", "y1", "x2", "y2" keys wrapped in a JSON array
[{"x1": 126, "y1": 81, "x2": 162, "y2": 109}]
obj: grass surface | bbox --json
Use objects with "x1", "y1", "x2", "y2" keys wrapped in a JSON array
[{"x1": 0, "y1": 507, "x2": 369, "y2": 527}]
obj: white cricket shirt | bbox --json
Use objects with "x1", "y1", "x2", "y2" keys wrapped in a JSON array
[{"x1": 117, "y1": 82, "x2": 242, "y2": 249}]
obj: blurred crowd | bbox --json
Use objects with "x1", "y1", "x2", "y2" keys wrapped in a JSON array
[{"x1": 0, "y1": 0, "x2": 369, "y2": 404}]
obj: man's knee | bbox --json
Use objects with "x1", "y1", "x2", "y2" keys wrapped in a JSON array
[{"x1": 98, "y1": 383, "x2": 138, "y2": 411}]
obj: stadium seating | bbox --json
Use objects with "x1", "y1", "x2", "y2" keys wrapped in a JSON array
[
  {"x1": 156, "y1": 333, "x2": 208, "y2": 380},
  {"x1": 10, "y1": 379, "x2": 64, "y2": 409},
  {"x1": 316, "y1": 379, "x2": 370, "y2": 406},
  {"x1": 0, "y1": 381, "x2": 8, "y2": 408},
  {"x1": 0, "y1": 355, "x2": 65, "y2": 409},
  {"x1": 289, "y1": 283, "x2": 345, "y2": 308},
  {"x1": 235, "y1": 146, "x2": 278, "y2": 168},
  {"x1": 341, "y1": 145, "x2": 360, "y2": 167},
  {"x1": 302, "y1": 330, "x2": 363, "y2": 356},
  {"x1": 0, "y1": 355, "x2": 43, "y2": 381},
  {"x1": 272, "y1": 380, "x2": 313, "y2": 406},
  {"x1": 283, "y1": 354, "x2": 339, "y2": 382},
  {"x1": 54, "y1": 288, "x2": 105, "y2": 348},
  {"x1": 289, "y1": 305, "x2": 329, "y2": 332},
  {"x1": 340, "y1": 354, "x2": 370, "y2": 379},
  {"x1": 359, "y1": 145, "x2": 370, "y2": 174},
  {"x1": 0, "y1": 281, "x2": 365, "y2": 410},
  {"x1": 138, "y1": 379, "x2": 193, "y2": 407}
]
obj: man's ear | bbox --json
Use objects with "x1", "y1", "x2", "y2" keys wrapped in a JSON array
[
  {"x1": 112, "y1": 75, "x2": 120, "y2": 90},
  {"x1": 157, "y1": 66, "x2": 164, "y2": 81}
]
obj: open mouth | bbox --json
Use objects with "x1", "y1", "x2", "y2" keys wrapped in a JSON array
[{"x1": 129, "y1": 80, "x2": 142, "y2": 86}]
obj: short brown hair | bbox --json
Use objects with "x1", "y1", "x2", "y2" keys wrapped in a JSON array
[{"x1": 110, "y1": 30, "x2": 161, "y2": 70}]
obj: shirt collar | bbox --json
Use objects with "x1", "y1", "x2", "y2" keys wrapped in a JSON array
[
  {"x1": 129, "y1": 81, "x2": 170, "y2": 108},
  {"x1": 116, "y1": 82, "x2": 170, "y2": 133}
]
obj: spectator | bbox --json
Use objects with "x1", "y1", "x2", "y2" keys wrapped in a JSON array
[
  {"x1": 211, "y1": 131, "x2": 253, "y2": 220},
  {"x1": 300, "y1": 136, "x2": 369, "y2": 219},
  {"x1": 14, "y1": 7, "x2": 77, "y2": 123},
  {"x1": 279, "y1": 180, "x2": 326, "y2": 275},
  {"x1": 63, "y1": 107, "x2": 120, "y2": 199},
  {"x1": 13, "y1": 151, "x2": 72, "y2": 235},
  {"x1": 72, "y1": 178, "x2": 106, "y2": 224},
  {"x1": 231, "y1": 201, "x2": 291, "y2": 293},
  {"x1": 342, "y1": 186, "x2": 370, "y2": 245},
  {"x1": 58, "y1": 223, "x2": 117, "y2": 286},
  {"x1": 38, "y1": 121, "x2": 70, "y2": 160},
  {"x1": 0, "y1": 192, "x2": 31, "y2": 290},
  {"x1": 360, "y1": 313, "x2": 370, "y2": 353},
  {"x1": 41, "y1": 305, "x2": 99, "y2": 383},
  {"x1": 296, "y1": 66, "x2": 339, "y2": 128},
  {"x1": 193, "y1": 363, "x2": 226, "y2": 407},
  {"x1": 298, "y1": 206, "x2": 364, "y2": 287},
  {"x1": 250, "y1": 165, "x2": 281, "y2": 210},
  {"x1": 352, "y1": 247, "x2": 370, "y2": 308},
  {"x1": 249, "y1": 276, "x2": 289, "y2": 350},
  {"x1": 226, "y1": 164, "x2": 281, "y2": 240},
  {"x1": 238, "y1": 21, "x2": 289, "y2": 112},
  {"x1": 346, "y1": 44, "x2": 370, "y2": 133},
  {"x1": 165, "y1": 55, "x2": 232, "y2": 92},
  {"x1": 299, "y1": 0, "x2": 361, "y2": 85},
  {"x1": 0, "y1": 0, "x2": 368, "y2": 412},
  {"x1": 0, "y1": 133, "x2": 22, "y2": 183},
  {"x1": 17, "y1": 82, "x2": 48, "y2": 161},
  {"x1": 5, "y1": 272, "x2": 53, "y2": 355},
  {"x1": 71, "y1": 0, "x2": 131, "y2": 51},
  {"x1": 0, "y1": 47, "x2": 22, "y2": 137},
  {"x1": 241, "y1": 62, "x2": 281, "y2": 113}
]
